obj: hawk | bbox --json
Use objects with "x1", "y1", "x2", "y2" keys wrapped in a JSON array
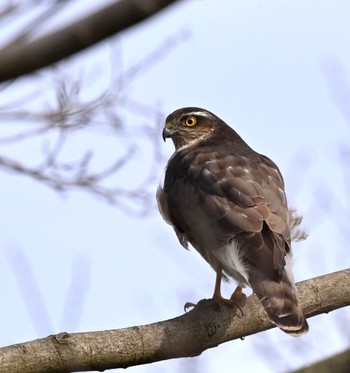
[{"x1": 157, "y1": 107, "x2": 308, "y2": 336}]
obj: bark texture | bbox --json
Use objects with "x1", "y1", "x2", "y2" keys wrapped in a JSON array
[{"x1": 0, "y1": 268, "x2": 349, "y2": 373}]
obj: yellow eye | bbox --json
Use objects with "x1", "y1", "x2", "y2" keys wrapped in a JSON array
[{"x1": 183, "y1": 116, "x2": 197, "y2": 127}]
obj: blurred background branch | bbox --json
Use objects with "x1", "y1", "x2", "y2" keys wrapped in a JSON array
[
  {"x1": 0, "y1": 0, "x2": 189, "y2": 215},
  {"x1": 0, "y1": 0, "x2": 183, "y2": 82},
  {"x1": 292, "y1": 348, "x2": 350, "y2": 373}
]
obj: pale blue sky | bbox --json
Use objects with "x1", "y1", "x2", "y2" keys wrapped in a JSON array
[{"x1": 1, "y1": 1, "x2": 350, "y2": 372}]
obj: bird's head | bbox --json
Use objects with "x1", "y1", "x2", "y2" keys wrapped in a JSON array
[{"x1": 162, "y1": 107, "x2": 218, "y2": 150}]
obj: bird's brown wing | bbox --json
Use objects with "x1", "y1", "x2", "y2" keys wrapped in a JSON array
[{"x1": 159, "y1": 146, "x2": 290, "y2": 273}]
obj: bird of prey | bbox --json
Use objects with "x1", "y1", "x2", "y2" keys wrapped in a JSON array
[{"x1": 157, "y1": 107, "x2": 308, "y2": 336}]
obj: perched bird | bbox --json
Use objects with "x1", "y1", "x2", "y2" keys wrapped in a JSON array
[{"x1": 157, "y1": 107, "x2": 308, "y2": 336}]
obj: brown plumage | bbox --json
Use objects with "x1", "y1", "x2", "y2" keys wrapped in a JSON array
[{"x1": 157, "y1": 107, "x2": 308, "y2": 336}]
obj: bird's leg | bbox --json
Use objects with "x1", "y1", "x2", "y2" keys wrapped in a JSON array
[
  {"x1": 212, "y1": 268, "x2": 224, "y2": 301},
  {"x1": 184, "y1": 269, "x2": 246, "y2": 314},
  {"x1": 229, "y1": 286, "x2": 246, "y2": 315},
  {"x1": 212, "y1": 269, "x2": 246, "y2": 315},
  {"x1": 183, "y1": 269, "x2": 224, "y2": 312}
]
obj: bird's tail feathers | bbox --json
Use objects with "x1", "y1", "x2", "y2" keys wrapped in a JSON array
[{"x1": 250, "y1": 271, "x2": 309, "y2": 336}]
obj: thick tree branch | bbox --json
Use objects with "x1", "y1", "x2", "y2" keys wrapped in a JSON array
[
  {"x1": 0, "y1": 269, "x2": 349, "y2": 373},
  {"x1": 0, "y1": 0, "x2": 183, "y2": 83}
]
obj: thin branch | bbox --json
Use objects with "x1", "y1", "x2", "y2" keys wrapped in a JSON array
[
  {"x1": 0, "y1": 269, "x2": 349, "y2": 373},
  {"x1": 5, "y1": 248, "x2": 53, "y2": 337},
  {"x1": 0, "y1": 0, "x2": 183, "y2": 82},
  {"x1": 0, "y1": 152, "x2": 151, "y2": 214}
]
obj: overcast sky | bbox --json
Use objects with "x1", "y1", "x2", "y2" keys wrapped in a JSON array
[{"x1": 1, "y1": 1, "x2": 350, "y2": 372}]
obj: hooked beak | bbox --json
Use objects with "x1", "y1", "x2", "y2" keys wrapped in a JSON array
[{"x1": 162, "y1": 123, "x2": 173, "y2": 141}]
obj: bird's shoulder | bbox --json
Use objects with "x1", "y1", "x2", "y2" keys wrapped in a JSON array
[
  {"x1": 165, "y1": 141, "x2": 284, "y2": 198},
  {"x1": 163, "y1": 139, "x2": 289, "y2": 236}
]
